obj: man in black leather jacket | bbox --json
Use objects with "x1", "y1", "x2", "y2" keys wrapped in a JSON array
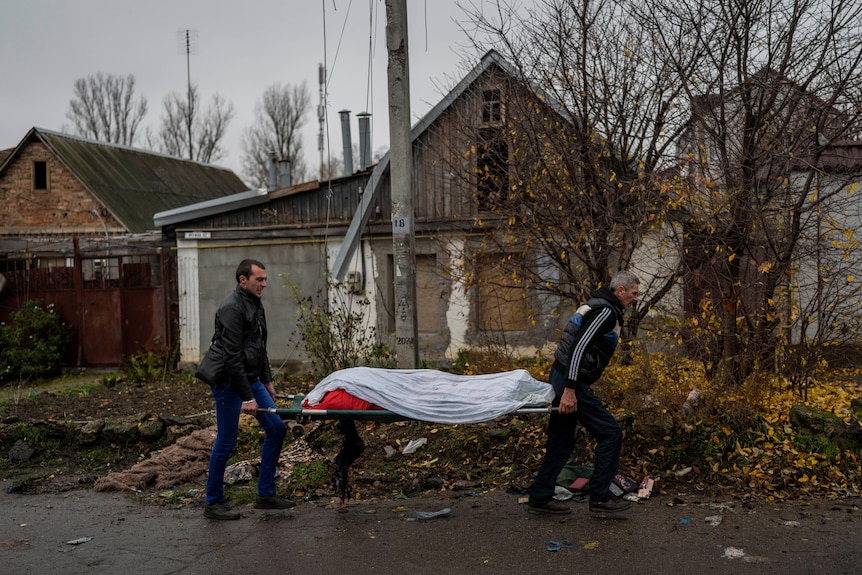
[
  {"x1": 202, "y1": 259, "x2": 294, "y2": 520},
  {"x1": 527, "y1": 270, "x2": 640, "y2": 517}
]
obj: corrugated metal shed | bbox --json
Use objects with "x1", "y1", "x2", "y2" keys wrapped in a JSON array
[{"x1": 4, "y1": 128, "x2": 249, "y2": 234}]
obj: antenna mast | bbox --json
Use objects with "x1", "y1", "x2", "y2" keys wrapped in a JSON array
[{"x1": 178, "y1": 29, "x2": 198, "y2": 160}]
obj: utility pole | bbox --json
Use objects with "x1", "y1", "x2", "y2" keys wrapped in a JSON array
[
  {"x1": 318, "y1": 63, "x2": 326, "y2": 179},
  {"x1": 385, "y1": 0, "x2": 418, "y2": 368}
]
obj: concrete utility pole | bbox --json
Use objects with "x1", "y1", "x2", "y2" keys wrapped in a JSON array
[{"x1": 385, "y1": 0, "x2": 418, "y2": 368}]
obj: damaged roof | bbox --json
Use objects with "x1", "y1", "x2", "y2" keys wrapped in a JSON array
[{"x1": 1, "y1": 128, "x2": 249, "y2": 234}]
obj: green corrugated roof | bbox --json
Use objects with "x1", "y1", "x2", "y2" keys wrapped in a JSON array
[{"x1": 31, "y1": 129, "x2": 248, "y2": 233}]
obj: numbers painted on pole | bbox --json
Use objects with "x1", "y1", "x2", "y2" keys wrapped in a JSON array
[{"x1": 392, "y1": 216, "x2": 410, "y2": 235}]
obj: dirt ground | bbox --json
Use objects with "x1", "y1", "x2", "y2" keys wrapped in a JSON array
[
  {"x1": 2, "y1": 373, "x2": 862, "y2": 574},
  {"x1": 0, "y1": 372, "x2": 548, "y2": 500},
  {"x1": 0, "y1": 371, "x2": 214, "y2": 424}
]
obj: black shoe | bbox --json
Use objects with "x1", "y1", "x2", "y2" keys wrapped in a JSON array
[
  {"x1": 204, "y1": 502, "x2": 240, "y2": 520},
  {"x1": 589, "y1": 498, "x2": 631, "y2": 516},
  {"x1": 254, "y1": 495, "x2": 296, "y2": 510},
  {"x1": 528, "y1": 499, "x2": 572, "y2": 515}
]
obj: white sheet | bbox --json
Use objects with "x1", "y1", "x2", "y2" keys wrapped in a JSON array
[{"x1": 304, "y1": 366, "x2": 555, "y2": 424}]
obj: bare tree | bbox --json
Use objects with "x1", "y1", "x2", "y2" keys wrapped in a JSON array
[
  {"x1": 240, "y1": 82, "x2": 311, "y2": 188},
  {"x1": 633, "y1": 0, "x2": 862, "y2": 385},
  {"x1": 450, "y1": 0, "x2": 862, "y2": 384},
  {"x1": 156, "y1": 84, "x2": 234, "y2": 164},
  {"x1": 451, "y1": 0, "x2": 693, "y2": 335},
  {"x1": 66, "y1": 72, "x2": 148, "y2": 145}
]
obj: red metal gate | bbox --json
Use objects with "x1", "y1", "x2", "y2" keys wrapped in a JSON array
[{"x1": 0, "y1": 240, "x2": 174, "y2": 368}]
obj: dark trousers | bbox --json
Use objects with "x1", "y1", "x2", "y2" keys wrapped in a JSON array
[{"x1": 528, "y1": 367, "x2": 622, "y2": 504}]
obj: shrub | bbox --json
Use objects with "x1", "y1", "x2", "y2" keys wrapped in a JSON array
[
  {"x1": 0, "y1": 300, "x2": 70, "y2": 384},
  {"x1": 284, "y1": 275, "x2": 393, "y2": 377}
]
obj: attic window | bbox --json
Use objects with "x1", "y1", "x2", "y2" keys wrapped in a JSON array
[
  {"x1": 33, "y1": 161, "x2": 48, "y2": 191},
  {"x1": 482, "y1": 89, "x2": 502, "y2": 124}
]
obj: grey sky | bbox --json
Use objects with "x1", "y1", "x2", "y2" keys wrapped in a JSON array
[{"x1": 0, "y1": 0, "x2": 499, "y2": 181}]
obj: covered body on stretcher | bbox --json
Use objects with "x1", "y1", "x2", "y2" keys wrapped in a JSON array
[{"x1": 265, "y1": 366, "x2": 556, "y2": 424}]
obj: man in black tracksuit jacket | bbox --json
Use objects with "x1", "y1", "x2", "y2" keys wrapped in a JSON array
[{"x1": 528, "y1": 270, "x2": 640, "y2": 516}]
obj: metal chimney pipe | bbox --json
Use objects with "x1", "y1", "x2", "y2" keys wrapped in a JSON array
[
  {"x1": 339, "y1": 109, "x2": 354, "y2": 176},
  {"x1": 268, "y1": 152, "x2": 278, "y2": 190},
  {"x1": 357, "y1": 112, "x2": 372, "y2": 170},
  {"x1": 278, "y1": 159, "x2": 291, "y2": 188}
]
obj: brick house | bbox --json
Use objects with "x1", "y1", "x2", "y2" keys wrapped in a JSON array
[{"x1": 0, "y1": 128, "x2": 248, "y2": 367}]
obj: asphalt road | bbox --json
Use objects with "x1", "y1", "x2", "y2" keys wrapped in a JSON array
[{"x1": 1, "y1": 483, "x2": 860, "y2": 575}]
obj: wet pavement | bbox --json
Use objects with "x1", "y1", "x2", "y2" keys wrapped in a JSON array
[{"x1": 1, "y1": 483, "x2": 861, "y2": 575}]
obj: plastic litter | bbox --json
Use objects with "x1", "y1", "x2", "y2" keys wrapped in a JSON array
[
  {"x1": 401, "y1": 438, "x2": 427, "y2": 454},
  {"x1": 546, "y1": 540, "x2": 573, "y2": 552},
  {"x1": 637, "y1": 476, "x2": 654, "y2": 499},
  {"x1": 705, "y1": 515, "x2": 723, "y2": 526},
  {"x1": 723, "y1": 546, "x2": 746, "y2": 559},
  {"x1": 553, "y1": 485, "x2": 573, "y2": 501},
  {"x1": 408, "y1": 507, "x2": 451, "y2": 521},
  {"x1": 65, "y1": 537, "x2": 93, "y2": 545}
]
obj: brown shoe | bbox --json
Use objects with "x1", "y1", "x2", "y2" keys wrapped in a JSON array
[{"x1": 528, "y1": 499, "x2": 572, "y2": 515}]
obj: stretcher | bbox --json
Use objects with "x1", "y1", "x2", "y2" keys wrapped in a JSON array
[
  {"x1": 260, "y1": 393, "x2": 556, "y2": 504},
  {"x1": 261, "y1": 394, "x2": 557, "y2": 423},
  {"x1": 256, "y1": 367, "x2": 558, "y2": 504}
]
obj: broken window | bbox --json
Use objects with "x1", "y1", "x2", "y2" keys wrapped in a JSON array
[
  {"x1": 482, "y1": 88, "x2": 502, "y2": 124},
  {"x1": 476, "y1": 128, "x2": 509, "y2": 211},
  {"x1": 476, "y1": 253, "x2": 529, "y2": 331}
]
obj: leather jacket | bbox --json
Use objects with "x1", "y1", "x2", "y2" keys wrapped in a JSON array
[{"x1": 207, "y1": 284, "x2": 271, "y2": 400}]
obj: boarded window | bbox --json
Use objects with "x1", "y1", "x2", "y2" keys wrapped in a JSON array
[
  {"x1": 416, "y1": 255, "x2": 439, "y2": 332},
  {"x1": 476, "y1": 254, "x2": 529, "y2": 331},
  {"x1": 34, "y1": 161, "x2": 48, "y2": 190},
  {"x1": 477, "y1": 128, "x2": 508, "y2": 211},
  {"x1": 122, "y1": 255, "x2": 162, "y2": 288}
]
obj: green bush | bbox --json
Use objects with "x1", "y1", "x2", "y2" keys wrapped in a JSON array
[{"x1": 0, "y1": 300, "x2": 70, "y2": 384}]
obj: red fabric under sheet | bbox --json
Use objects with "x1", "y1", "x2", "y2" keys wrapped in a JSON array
[{"x1": 301, "y1": 388, "x2": 385, "y2": 411}]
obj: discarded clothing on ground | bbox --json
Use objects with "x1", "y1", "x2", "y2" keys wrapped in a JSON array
[
  {"x1": 302, "y1": 367, "x2": 555, "y2": 424},
  {"x1": 93, "y1": 427, "x2": 215, "y2": 492}
]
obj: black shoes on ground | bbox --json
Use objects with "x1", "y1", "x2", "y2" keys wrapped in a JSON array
[
  {"x1": 528, "y1": 499, "x2": 573, "y2": 515},
  {"x1": 203, "y1": 502, "x2": 240, "y2": 520},
  {"x1": 588, "y1": 497, "x2": 631, "y2": 515},
  {"x1": 528, "y1": 496, "x2": 631, "y2": 516},
  {"x1": 204, "y1": 496, "x2": 296, "y2": 520},
  {"x1": 254, "y1": 495, "x2": 296, "y2": 510}
]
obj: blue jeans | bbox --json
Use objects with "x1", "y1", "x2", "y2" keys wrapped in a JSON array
[
  {"x1": 205, "y1": 379, "x2": 287, "y2": 505},
  {"x1": 528, "y1": 367, "x2": 622, "y2": 504}
]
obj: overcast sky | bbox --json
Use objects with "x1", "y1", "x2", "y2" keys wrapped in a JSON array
[{"x1": 1, "y1": 0, "x2": 512, "y2": 183}]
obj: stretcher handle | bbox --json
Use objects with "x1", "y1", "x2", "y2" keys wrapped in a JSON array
[{"x1": 257, "y1": 406, "x2": 557, "y2": 417}]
